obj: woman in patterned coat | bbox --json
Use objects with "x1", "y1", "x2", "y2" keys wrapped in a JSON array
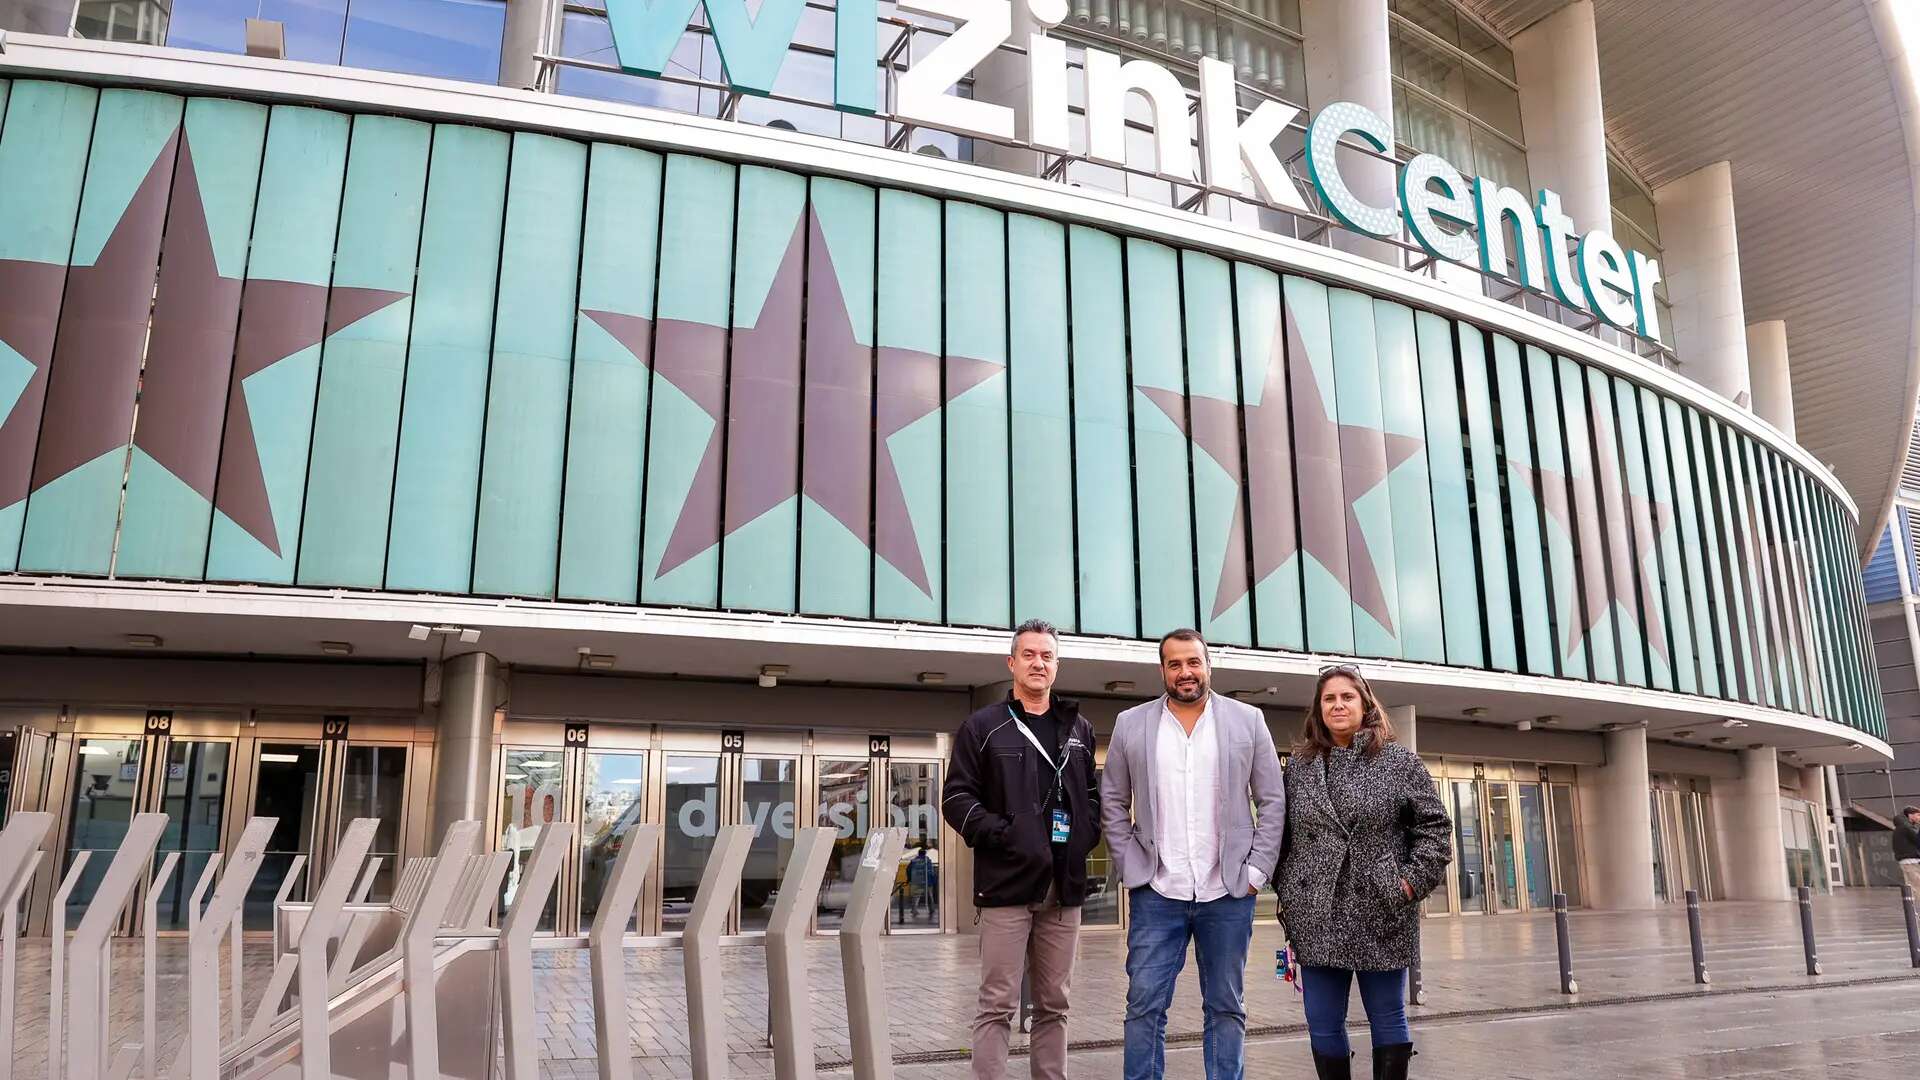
[{"x1": 1277, "y1": 665, "x2": 1451, "y2": 1080}]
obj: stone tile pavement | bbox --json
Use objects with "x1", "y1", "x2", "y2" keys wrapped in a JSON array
[{"x1": 7, "y1": 888, "x2": 1920, "y2": 1077}]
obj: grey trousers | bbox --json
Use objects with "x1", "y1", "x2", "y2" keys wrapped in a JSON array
[{"x1": 972, "y1": 888, "x2": 1083, "y2": 1080}]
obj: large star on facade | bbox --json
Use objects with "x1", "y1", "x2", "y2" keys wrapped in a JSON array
[
  {"x1": 7, "y1": 125, "x2": 404, "y2": 556},
  {"x1": 1510, "y1": 406, "x2": 1671, "y2": 666},
  {"x1": 0, "y1": 258, "x2": 68, "y2": 513},
  {"x1": 1143, "y1": 305, "x2": 1420, "y2": 632},
  {"x1": 584, "y1": 209, "x2": 996, "y2": 595}
]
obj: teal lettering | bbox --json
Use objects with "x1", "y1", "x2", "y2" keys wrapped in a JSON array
[{"x1": 607, "y1": 0, "x2": 875, "y2": 112}]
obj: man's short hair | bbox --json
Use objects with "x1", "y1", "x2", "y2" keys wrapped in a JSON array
[
  {"x1": 1905, "y1": 805, "x2": 1920, "y2": 817},
  {"x1": 1010, "y1": 618, "x2": 1060, "y2": 655},
  {"x1": 1158, "y1": 628, "x2": 1208, "y2": 662}
]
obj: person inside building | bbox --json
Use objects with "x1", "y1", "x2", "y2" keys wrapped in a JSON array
[
  {"x1": 1100, "y1": 629, "x2": 1287, "y2": 1080},
  {"x1": 1277, "y1": 665, "x2": 1452, "y2": 1080},
  {"x1": 1896, "y1": 805, "x2": 1920, "y2": 893},
  {"x1": 942, "y1": 618, "x2": 1101, "y2": 1080}
]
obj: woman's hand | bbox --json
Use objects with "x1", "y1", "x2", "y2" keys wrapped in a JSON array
[{"x1": 1400, "y1": 878, "x2": 1414, "y2": 901}]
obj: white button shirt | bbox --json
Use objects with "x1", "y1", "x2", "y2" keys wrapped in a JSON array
[{"x1": 1150, "y1": 700, "x2": 1229, "y2": 902}]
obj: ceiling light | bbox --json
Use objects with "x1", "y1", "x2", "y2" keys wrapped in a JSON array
[
  {"x1": 503, "y1": 772, "x2": 526, "y2": 781},
  {"x1": 1849, "y1": 742, "x2": 1864, "y2": 751},
  {"x1": 1710, "y1": 736, "x2": 1731, "y2": 746},
  {"x1": 521, "y1": 761, "x2": 559, "y2": 770},
  {"x1": 320, "y1": 641, "x2": 353, "y2": 657},
  {"x1": 1722, "y1": 718, "x2": 1749, "y2": 729},
  {"x1": 581, "y1": 654, "x2": 615, "y2": 670},
  {"x1": 759, "y1": 664, "x2": 789, "y2": 688},
  {"x1": 259, "y1": 753, "x2": 302, "y2": 763},
  {"x1": 1536, "y1": 715, "x2": 1561, "y2": 726},
  {"x1": 458, "y1": 628, "x2": 481, "y2": 643},
  {"x1": 917, "y1": 672, "x2": 946, "y2": 685},
  {"x1": 1463, "y1": 707, "x2": 1489, "y2": 719},
  {"x1": 1105, "y1": 680, "x2": 1136, "y2": 694},
  {"x1": 408, "y1": 624, "x2": 431, "y2": 641},
  {"x1": 126, "y1": 634, "x2": 163, "y2": 648},
  {"x1": 1671, "y1": 730, "x2": 1694, "y2": 740},
  {"x1": 1515, "y1": 720, "x2": 1533, "y2": 732},
  {"x1": 78, "y1": 746, "x2": 114, "y2": 757}
]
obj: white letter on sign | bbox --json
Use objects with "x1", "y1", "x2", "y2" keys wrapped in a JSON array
[
  {"x1": 1197, "y1": 57, "x2": 1307, "y2": 212},
  {"x1": 1085, "y1": 50, "x2": 1196, "y2": 182},
  {"x1": 895, "y1": 0, "x2": 1015, "y2": 141}
]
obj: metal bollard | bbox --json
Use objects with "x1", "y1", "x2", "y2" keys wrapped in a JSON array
[
  {"x1": 1902, "y1": 884, "x2": 1920, "y2": 969},
  {"x1": 1019, "y1": 971, "x2": 1034, "y2": 1035},
  {"x1": 1685, "y1": 889, "x2": 1709, "y2": 984},
  {"x1": 1553, "y1": 892, "x2": 1577, "y2": 994},
  {"x1": 1797, "y1": 885, "x2": 1821, "y2": 976},
  {"x1": 1408, "y1": 955, "x2": 1425, "y2": 1006}
]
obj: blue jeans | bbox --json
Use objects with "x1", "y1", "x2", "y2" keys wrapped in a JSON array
[
  {"x1": 1299, "y1": 965, "x2": 1411, "y2": 1057},
  {"x1": 1122, "y1": 887, "x2": 1255, "y2": 1080}
]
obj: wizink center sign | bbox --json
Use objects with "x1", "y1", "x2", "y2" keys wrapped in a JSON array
[{"x1": 606, "y1": 0, "x2": 1666, "y2": 342}]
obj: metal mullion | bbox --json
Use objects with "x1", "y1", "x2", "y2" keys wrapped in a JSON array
[{"x1": 1387, "y1": 12, "x2": 1521, "y2": 91}]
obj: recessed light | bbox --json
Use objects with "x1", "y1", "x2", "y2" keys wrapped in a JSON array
[
  {"x1": 581, "y1": 654, "x2": 615, "y2": 670},
  {"x1": 1463, "y1": 707, "x2": 1489, "y2": 719},
  {"x1": 1515, "y1": 719, "x2": 1533, "y2": 732},
  {"x1": 320, "y1": 641, "x2": 353, "y2": 657},
  {"x1": 1722, "y1": 718, "x2": 1749, "y2": 729},
  {"x1": 1536, "y1": 715, "x2": 1561, "y2": 726},
  {"x1": 1710, "y1": 736, "x2": 1731, "y2": 745},
  {"x1": 1105, "y1": 680, "x2": 1136, "y2": 694},
  {"x1": 759, "y1": 663, "x2": 788, "y2": 688},
  {"x1": 916, "y1": 672, "x2": 946, "y2": 685},
  {"x1": 259, "y1": 753, "x2": 302, "y2": 763},
  {"x1": 1671, "y1": 730, "x2": 1694, "y2": 739},
  {"x1": 126, "y1": 634, "x2": 163, "y2": 648}
]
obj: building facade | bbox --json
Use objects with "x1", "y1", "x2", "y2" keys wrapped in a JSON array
[{"x1": 0, "y1": 0, "x2": 1913, "y2": 937}]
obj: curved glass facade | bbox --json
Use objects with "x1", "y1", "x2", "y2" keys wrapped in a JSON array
[{"x1": 0, "y1": 76, "x2": 1884, "y2": 738}]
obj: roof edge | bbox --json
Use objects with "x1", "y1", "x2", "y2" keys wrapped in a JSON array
[{"x1": 1863, "y1": 0, "x2": 1920, "y2": 561}]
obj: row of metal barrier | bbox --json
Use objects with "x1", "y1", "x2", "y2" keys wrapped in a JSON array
[{"x1": 0, "y1": 812, "x2": 906, "y2": 1080}]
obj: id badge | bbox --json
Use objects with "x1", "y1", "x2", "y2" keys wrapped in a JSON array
[{"x1": 1050, "y1": 808, "x2": 1071, "y2": 844}]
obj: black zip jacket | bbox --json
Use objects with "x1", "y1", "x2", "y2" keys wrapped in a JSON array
[
  {"x1": 1895, "y1": 815, "x2": 1920, "y2": 861},
  {"x1": 942, "y1": 694, "x2": 1102, "y2": 907}
]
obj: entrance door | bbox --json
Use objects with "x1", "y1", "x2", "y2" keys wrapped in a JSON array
[
  {"x1": 1449, "y1": 780, "x2": 1487, "y2": 913},
  {"x1": 496, "y1": 720, "x2": 653, "y2": 935},
  {"x1": 809, "y1": 734, "x2": 944, "y2": 934},
  {"x1": 1484, "y1": 782, "x2": 1522, "y2": 913},
  {"x1": 1514, "y1": 782, "x2": 1554, "y2": 910}
]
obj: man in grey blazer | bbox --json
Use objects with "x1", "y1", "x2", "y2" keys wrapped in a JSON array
[{"x1": 1100, "y1": 629, "x2": 1286, "y2": 1080}]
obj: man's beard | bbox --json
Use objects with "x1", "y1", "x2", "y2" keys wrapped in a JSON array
[{"x1": 1169, "y1": 680, "x2": 1207, "y2": 703}]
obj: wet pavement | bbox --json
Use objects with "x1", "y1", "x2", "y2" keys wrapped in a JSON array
[{"x1": 7, "y1": 888, "x2": 1920, "y2": 1077}]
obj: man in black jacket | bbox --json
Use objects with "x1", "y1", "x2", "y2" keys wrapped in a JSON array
[
  {"x1": 1896, "y1": 805, "x2": 1920, "y2": 894},
  {"x1": 943, "y1": 618, "x2": 1101, "y2": 1080}
]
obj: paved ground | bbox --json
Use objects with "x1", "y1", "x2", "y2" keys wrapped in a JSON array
[{"x1": 7, "y1": 889, "x2": 1920, "y2": 1077}]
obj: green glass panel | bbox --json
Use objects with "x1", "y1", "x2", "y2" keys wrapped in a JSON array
[
  {"x1": 1182, "y1": 250, "x2": 1249, "y2": 646},
  {"x1": 1488, "y1": 335, "x2": 1544, "y2": 675},
  {"x1": 1070, "y1": 227, "x2": 1137, "y2": 638},
  {"x1": 1128, "y1": 239, "x2": 1197, "y2": 639},
  {"x1": 19, "y1": 89, "x2": 183, "y2": 576},
  {"x1": 799, "y1": 177, "x2": 875, "y2": 618},
  {"x1": 1655, "y1": 396, "x2": 1716, "y2": 696},
  {"x1": 1008, "y1": 214, "x2": 1075, "y2": 631},
  {"x1": 1630, "y1": 385, "x2": 1695, "y2": 694},
  {"x1": 642, "y1": 154, "x2": 734, "y2": 607},
  {"x1": 1585, "y1": 366, "x2": 1645, "y2": 688},
  {"x1": 1284, "y1": 275, "x2": 1353, "y2": 655},
  {"x1": 202, "y1": 106, "x2": 349, "y2": 584},
  {"x1": 1458, "y1": 328, "x2": 1515, "y2": 671},
  {"x1": 473, "y1": 134, "x2": 587, "y2": 598},
  {"x1": 944, "y1": 200, "x2": 1010, "y2": 630},
  {"x1": 720, "y1": 165, "x2": 807, "y2": 614},
  {"x1": 1374, "y1": 300, "x2": 1441, "y2": 664},
  {"x1": 873, "y1": 189, "x2": 943, "y2": 623},
  {"x1": 1684, "y1": 406, "x2": 1744, "y2": 701},
  {"x1": 296, "y1": 115, "x2": 430, "y2": 588},
  {"x1": 1416, "y1": 311, "x2": 1478, "y2": 667},
  {"x1": 1329, "y1": 288, "x2": 1399, "y2": 659},
  {"x1": 1700, "y1": 415, "x2": 1759, "y2": 703},
  {"x1": 1555, "y1": 356, "x2": 1616, "y2": 683},
  {"x1": 559, "y1": 142, "x2": 663, "y2": 604},
  {"x1": 1235, "y1": 263, "x2": 1300, "y2": 651},
  {"x1": 1525, "y1": 347, "x2": 1583, "y2": 679},
  {"x1": 385, "y1": 124, "x2": 509, "y2": 592}
]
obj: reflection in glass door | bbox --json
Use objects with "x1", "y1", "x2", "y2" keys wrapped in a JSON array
[
  {"x1": 739, "y1": 756, "x2": 797, "y2": 933},
  {"x1": 338, "y1": 745, "x2": 409, "y2": 902},
  {"x1": 1516, "y1": 783, "x2": 1553, "y2": 910},
  {"x1": 63, "y1": 738, "x2": 142, "y2": 923},
  {"x1": 1486, "y1": 783, "x2": 1520, "y2": 912},
  {"x1": 578, "y1": 752, "x2": 647, "y2": 930},
  {"x1": 814, "y1": 758, "x2": 870, "y2": 931},
  {"x1": 1084, "y1": 766, "x2": 1121, "y2": 927},
  {"x1": 1450, "y1": 781, "x2": 1485, "y2": 913},
  {"x1": 500, "y1": 748, "x2": 564, "y2": 930},
  {"x1": 662, "y1": 753, "x2": 720, "y2": 934},
  {"x1": 152, "y1": 739, "x2": 231, "y2": 929},
  {"x1": 888, "y1": 762, "x2": 940, "y2": 931},
  {"x1": 248, "y1": 744, "x2": 320, "y2": 928},
  {"x1": 1650, "y1": 790, "x2": 1671, "y2": 903}
]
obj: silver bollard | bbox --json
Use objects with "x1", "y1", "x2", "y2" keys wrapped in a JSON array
[
  {"x1": 765, "y1": 828, "x2": 835, "y2": 1080},
  {"x1": 589, "y1": 824, "x2": 662, "y2": 1080},
  {"x1": 842, "y1": 828, "x2": 906, "y2": 1080},
  {"x1": 1798, "y1": 885, "x2": 1821, "y2": 976},
  {"x1": 1553, "y1": 892, "x2": 1576, "y2": 994},
  {"x1": 1408, "y1": 955, "x2": 1424, "y2": 1006},
  {"x1": 1019, "y1": 971, "x2": 1033, "y2": 1035},
  {"x1": 1903, "y1": 884, "x2": 1920, "y2": 969},
  {"x1": 1685, "y1": 889, "x2": 1709, "y2": 984},
  {"x1": 684, "y1": 825, "x2": 756, "y2": 1080}
]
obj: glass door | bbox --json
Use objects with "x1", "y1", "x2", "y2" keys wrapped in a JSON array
[
  {"x1": 61, "y1": 736, "x2": 145, "y2": 925},
  {"x1": 812, "y1": 751, "x2": 871, "y2": 932},
  {"x1": 335, "y1": 743, "x2": 410, "y2": 902},
  {"x1": 244, "y1": 743, "x2": 321, "y2": 928},
  {"x1": 499, "y1": 747, "x2": 566, "y2": 931},
  {"x1": 1484, "y1": 781, "x2": 1521, "y2": 913},
  {"x1": 1450, "y1": 780, "x2": 1486, "y2": 913},
  {"x1": 886, "y1": 758, "x2": 942, "y2": 932},
  {"x1": 1515, "y1": 782, "x2": 1553, "y2": 910},
  {"x1": 661, "y1": 750, "x2": 720, "y2": 935},
  {"x1": 578, "y1": 750, "x2": 648, "y2": 931}
]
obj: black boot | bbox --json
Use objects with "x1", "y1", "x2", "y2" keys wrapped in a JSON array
[
  {"x1": 1372, "y1": 1043, "x2": 1415, "y2": 1080},
  {"x1": 1312, "y1": 1050, "x2": 1352, "y2": 1080}
]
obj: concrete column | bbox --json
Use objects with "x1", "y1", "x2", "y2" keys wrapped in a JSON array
[
  {"x1": 1584, "y1": 726, "x2": 1656, "y2": 909},
  {"x1": 1511, "y1": 1, "x2": 1610, "y2": 234},
  {"x1": 1386, "y1": 705, "x2": 1416, "y2": 754},
  {"x1": 498, "y1": 0, "x2": 555, "y2": 90},
  {"x1": 429, "y1": 652, "x2": 506, "y2": 848},
  {"x1": 1713, "y1": 747, "x2": 1790, "y2": 901},
  {"x1": 1299, "y1": 0, "x2": 1397, "y2": 264},
  {"x1": 1653, "y1": 162, "x2": 1751, "y2": 404},
  {"x1": 1745, "y1": 320, "x2": 1797, "y2": 439}
]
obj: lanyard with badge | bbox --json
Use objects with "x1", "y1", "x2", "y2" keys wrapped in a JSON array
[{"x1": 1008, "y1": 706, "x2": 1075, "y2": 844}]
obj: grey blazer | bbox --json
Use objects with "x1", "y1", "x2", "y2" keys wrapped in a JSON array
[{"x1": 1098, "y1": 692, "x2": 1287, "y2": 898}]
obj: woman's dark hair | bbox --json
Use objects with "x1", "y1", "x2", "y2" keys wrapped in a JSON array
[{"x1": 1292, "y1": 664, "x2": 1396, "y2": 761}]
